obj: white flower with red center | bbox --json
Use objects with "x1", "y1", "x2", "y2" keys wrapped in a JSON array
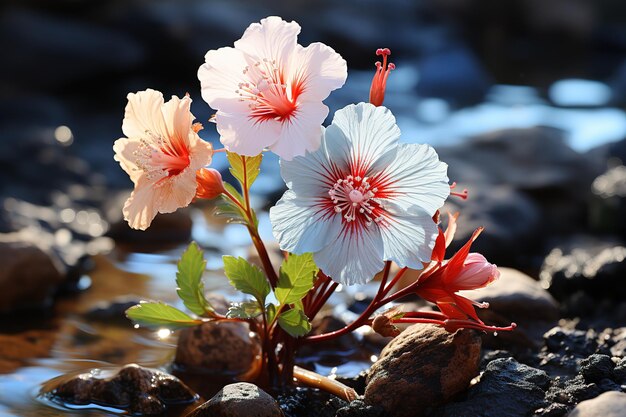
[
  {"x1": 197, "y1": 16, "x2": 347, "y2": 160},
  {"x1": 270, "y1": 103, "x2": 450, "y2": 285},
  {"x1": 113, "y1": 89, "x2": 213, "y2": 230}
]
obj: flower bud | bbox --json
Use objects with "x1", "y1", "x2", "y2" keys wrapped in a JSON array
[
  {"x1": 195, "y1": 168, "x2": 225, "y2": 199},
  {"x1": 452, "y1": 253, "x2": 499, "y2": 290}
]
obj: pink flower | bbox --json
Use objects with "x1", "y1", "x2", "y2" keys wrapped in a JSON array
[
  {"x1": 415, "y1": 219, "x2": 499, "y2": 322},
  {"x1": 198, "y1": 16, "x2": 347, "y2": 160},
  {"x1": 113, "y1": 89, "x2": 213, "y2": 230}
]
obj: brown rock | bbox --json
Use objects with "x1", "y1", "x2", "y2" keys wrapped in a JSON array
[
  {"x1": 365, "y1": 323, "x2": 481, "y2": 417},
  {"x1": 461, "y1": 268, "x2": 559, "y2": 321},
  {"x1": 46, "y1": 364, "x2": 197, "y2": 415},
  {"x1": 174, "y1": 321, "x2": 261, "y2": 376},
  {"x1": 568, "y1": 391, "x2": 626, "y2": 417},
  {"x1": 0, "y1": 240, "x2": 64, "y2": 313},
  {"x1": 186, "y1": 382, "x2": 283, "y2": 417}
]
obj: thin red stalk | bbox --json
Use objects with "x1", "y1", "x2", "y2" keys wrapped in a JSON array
[
  {"x1": 304, "y1": 261, "x2": 392, "y2": 344},
  {"x1": 308, "y1": 282, "x2": 338, "y2": 320}
]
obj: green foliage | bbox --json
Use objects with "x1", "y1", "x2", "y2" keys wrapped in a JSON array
[
  {"x1": 222, "y1": 256, "x2": 270, "y2": 303},
  {"x1": 126, "y1": 302, "x2": 202, "y2": 330},
  {"x1": 214, "y1": 183, "x2": 247, "y2": 225},
  {"x1": 278, "y1": 307, "x2": 312, "y2": 337},
  {"x1": 275, "y1": 253, "x2": 318, "y2": 305},
  {"x1": 266, "y1": 303, "x2": 278, "y2": 325},
  {"x1": 227, "y1": 301, "x2": 263, "y2": 319},
  {"x1": 176, "y1": 242, "x2": 212, "y2": 316},
  {"x1": 227, "y1": 151, "x2": 263, "y2": 189}
]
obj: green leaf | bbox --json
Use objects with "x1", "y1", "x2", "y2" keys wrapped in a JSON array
[
  {"x1": 227, "y1": 152, "x2": 263, "y2": 189},
  {"x1": 176, "y1": 242, "x2": 212, "y2": 316},
  {"x1": 275, "y1": 253, "x2": 318, "y2": 305},
  {"x1": 214, "y1": 184, "x2": 247, "y2": 224},
  {"x1": 126, "y1": 302, "x2": 202, "y2": 330},
  {"x1": 278, "y1": 307, "x2": 312, "y2": 337},
  {"x1": 222, "y1": 256, "x2": 270, "y2": 303},
  {"x1": 266, "y1": 303, "x2": 278, "y2": 325},
  {"x1": 227, "y1": 301, "x2": 262, "y2": 319}
]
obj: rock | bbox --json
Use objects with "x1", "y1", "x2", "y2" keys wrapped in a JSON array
[
  {"x1": 435, "y1": 358, "x2": 550, "y2": 417},
  {"x1": 589, "y1": 165, "x2": 626, "y2": 236},
  {"x1": 365, "y1": 324, "x2": 482, "y2": 417},
  {"x1": 174, "y1": 321, "x2": 261, "y2": 376},
  {"x1": 83, "y1": 296, "x2": 142, "y2": 324},
  {"x1": 186, "y1": 382, "x2": 283, "y2": 417},
  {"x1": 568, "y1": 391, "x2": 626, "y2": 417},
  {"x1": 461, "y1": 268, "x2": 559, "y2": 351},
  {"x1": 275, "y1": 386, "x2": 346, "y2": 417},
  {"x1": 539, "y1": 236, "x2": 626, "y2": 302},
  {"x1": 440, "y1": 185, "x2": 541, "y2": 268},
  {"x1": 462, "y1": 268, "x2": 559, "y2": 322},
  {"x1": 579, "y1": 354, "x2": 615, "y2": 383},
  {"x1": 540, "y1": 327, "x2": 602, "y2": 376},
  {"x1": 46, "y1": 364, "x2": 197, "y2": 415},
  {"x1": 0, "y1": 240, "x2": 64, "y2": 313},
  {"x1": 335, "y1": 399, "x2": 386, "y2": 417}
]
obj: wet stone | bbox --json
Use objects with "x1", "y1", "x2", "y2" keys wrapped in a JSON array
[
  {"x1": 0, "y1": 240, "x2": 64, "y2": 313},
  {"x1": 186, "y1": 382, "x2": 283, "y2": 417},
  {"x1": 46, "y1": 364, "x2": 197, "y2": 415},
  {"x1": 365, "y1": 323, "x2": 482, "y2": 417},
  {"x1": 174, "y1": 321, "x2": 261, "y2": 375}
]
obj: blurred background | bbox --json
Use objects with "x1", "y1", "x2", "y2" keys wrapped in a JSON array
[{"x1": 1, "y1": 1, "x2": 626, "y2": 415}]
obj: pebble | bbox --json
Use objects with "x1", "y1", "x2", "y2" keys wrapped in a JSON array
[
  {"x1": 365, "y1": 323, "x2": 481, "y2": 417},
  {"x1": 568, "y1": 391, "x2": 626, "y2": 417},
  {"x1": 186, "y1": 382, "x2": 283, "y2": 417}
]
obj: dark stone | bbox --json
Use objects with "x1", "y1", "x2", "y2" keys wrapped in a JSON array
[
  {"x1": 539, "y1": 236, "x2": 626, "y2": 302},
  {"x1": 174, "y1": 321, "x2": 261, "y2": 376},
  {"x1": 435, "y1": 358, "x2": 550, "y2": 417},
  {"x1": 186, "y1": 383, "x2": 283, "y2": 417},
  {"x1": 579, "y1": 354, "x2": 615, "y2": 383},
  {"x1": 540, "y1": 327, "x2": 600, "y2": 376},
  {"x1": 275, "y1": 386, "x2": 345, "y2": 417},
  {"x1": 0, "y1": 240, "x2": 64, "y2": 313},
  {"x1": 589, "y1": 165, "x2": 626, "y2": 236},
  {"x1": 614, "y1": 358, "x2": 626, "y2": 383},
  {"x1": 335, "y1": 399, "x2": 386, "y2": 417},
  {"x1": 365, "y1": 324, "x2": 482, "y2": 417},
  {"x1": 533, "y1": 402, "x2": 570, "y2": 417},
  {"x1": 546, "y1": 375, "x2": 602, "y2": 405},
  {"x1": 47, "y1": 364, "x2": 197, "y2": 415},
  {"x1": 84, "y1": 297, "x2": 141, "y2": 324}
]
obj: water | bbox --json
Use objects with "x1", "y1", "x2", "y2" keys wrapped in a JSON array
[{"x1": 0, "y1": 213, "x2": 376, "y2": 416}]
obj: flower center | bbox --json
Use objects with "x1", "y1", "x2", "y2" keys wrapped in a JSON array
[
  {"x1": 329, "y1": 175, "x2": 385, "y2": 226},
  {"x1": 236, "y1": 58, "x2": 299, "y2": 123},
  {"x1": 133, "y1": 130, "x2": 190, "y2": 181}
]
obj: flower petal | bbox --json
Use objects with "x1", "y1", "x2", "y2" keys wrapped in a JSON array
[
  {"x1": 215, "y1": 111, "x2": 281, "y2": 156},
  {"x1": 325, "y1": 103, "x2": 400, "y2": 177},
  {"x1": 379, "y1": 203, "x2": 439, "y2": 269},
  {"x1": 270, "y1": 190, "x2": 341, "y2": 254},
  {"x1": 315, "y1": 224, "x2": 385, "y2": 285},
  {"x1": 198, "y1": 46, "x2": 251, "y2": 113},
  {"x1": 269, "y1": 101, "x2": 328, "y2": 160},
  {"x1": 161, "y1": 94, "x2": 193, "y2": 155},
  {"x1": 452, "y1": 253, "x2": 499, "y2": 290},
  {"x1": 378, "y1": 143, "x2": 450, "y2": 215},
  {"x1": 234, "y1": 16, "x2": 300, "y2": 64},
  {"x1": 122, "y1": 89, "x2": 168, "y2": 140},
  {"x1": 154, "y1": 167, "x2": 198, "y2": 214},
  {"x1": 291, "y1": 42, "x2": 347, "y2": 102},
  {"x1": 122, "y1": 176, "x2": 160, "y2": 230},
  {"x1": 113, "y1": 137, "x2": 143, "y2": 184}
]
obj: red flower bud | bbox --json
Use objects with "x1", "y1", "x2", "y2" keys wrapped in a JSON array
[{"x1": 195, "y1": 168, "x2": 224, "y2": 199}]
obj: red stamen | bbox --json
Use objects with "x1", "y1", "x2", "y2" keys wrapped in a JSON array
[
  {"x1": 450, "y1": 182, "x2": 468, "y2": 200},
  {"x1": 369, "y1": 48, "x2": 395, "y2": 107}
]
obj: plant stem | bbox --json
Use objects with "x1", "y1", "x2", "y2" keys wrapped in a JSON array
[
  {"x1": 293, "y1": 366, "x2": 358, "y2": 402},
  {"x1": 303, "y1": 261, "x2": 393, "y2": 344}
]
